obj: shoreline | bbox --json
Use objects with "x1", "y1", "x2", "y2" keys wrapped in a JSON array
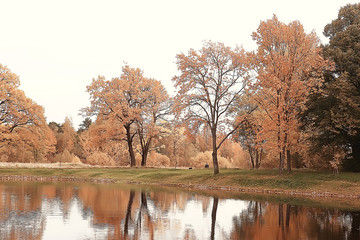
[
  {"x1": 1, "y1": 173, "x2": 359, "y2": 200},
  {"x1": 0, "y1": 175, "x2": 116, "y2": 183}
]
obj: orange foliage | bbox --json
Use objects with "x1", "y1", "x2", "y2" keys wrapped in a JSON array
[
  {"x1": 85, "y1": 65, "x2": 168, "y2": 167},
  {"x1": 146, "y1": 151, "x2": 171, "y2": 167},
  {"x1": 0, "y1": 64, "x2": 56, "y2": 162},
  {"x1": 251, "y1": 15, "x2": 332, "y2": 173},
  {"x1": 55, "y1": 117, "x2": 76, "y2": 153},
  {"x1": 79, "y1": 117, "x2": 128, "y2": 166},
  {"x1": 86, "y1": 151, "x2": 116, "y2": 166}
]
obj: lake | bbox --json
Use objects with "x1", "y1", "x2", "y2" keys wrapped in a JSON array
[{"x1": 0, "y1": 181, "x2": 358, "y2": 240}]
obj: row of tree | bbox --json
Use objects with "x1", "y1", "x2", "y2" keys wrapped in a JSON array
[{"x1": 1, "y1": 4, "x2": 359, "y2": 173}]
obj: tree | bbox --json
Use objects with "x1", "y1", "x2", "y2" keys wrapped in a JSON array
[
  {"x1": 136, "y1": 79, "x2": 170, "y2": 166},
  {"x1": 85, "y1": 65, "x2": 166, "y2": 167},
  {"x1": 234, "y1": 110, "x2": 264, "y2": 169},
  {"x1": 79, "y1": 117, "x2": 127, "y2": 166},
  {"x1": 173, "y1": 41, "x2": 250, "y2": 174},
  {"x1": 251, "y1": 15, "x2": 331, "y2": 173},
  {"x1": 58, "y1": 117, "x2": 76, "y2": 153},
  {"x1": 0, "y1": 64, "x2": 47, "y2": 149},
  {"x1": 303, "y1": 4, "x2": 360, "y2": 171}
]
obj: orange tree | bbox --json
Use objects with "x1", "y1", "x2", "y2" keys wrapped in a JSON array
[
  {"x1": 251, "y1": 15, "x2": 331, "y2": 173},
  {"x1": 173, "y1": 41, "x2": 250, "y2": 174},
  {"x1": 0, "y1": 64, "x2": 47, "y2": 148},
  {"x1": 84, "y1": 65, "x2": 168, "y2": 166}
]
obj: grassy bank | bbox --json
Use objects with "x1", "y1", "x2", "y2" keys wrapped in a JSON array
[{"x1": 0, "y1": 167, "x2": 359, "y2": 198}]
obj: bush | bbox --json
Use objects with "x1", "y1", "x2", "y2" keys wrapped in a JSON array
[
  {"x1": 85, "y1": 151, "x2": 115, "y2": 166},
  {"x1": 54, "y1": 150, "x2": 73, "y2": 163},
  {"x1": 147, "y1": 152, "x2": 171, "y2": 167}
]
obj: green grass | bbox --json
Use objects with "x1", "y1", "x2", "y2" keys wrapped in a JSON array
[{"x1": 0, "y1": 167, "x2": 359, "y2": 197}]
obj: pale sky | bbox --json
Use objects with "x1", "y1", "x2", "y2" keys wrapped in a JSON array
[{"x1": 0, "y1": 0, "x2": 357, "y2": 128}]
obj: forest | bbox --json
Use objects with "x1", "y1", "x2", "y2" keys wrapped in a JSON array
[{"x1": 1, "y1": 3, "x2": 359, "y2": 174}]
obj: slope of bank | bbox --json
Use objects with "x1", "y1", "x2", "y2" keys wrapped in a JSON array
[{"x1": 0, "y1": 167, "x2": 359, "y2": 199}]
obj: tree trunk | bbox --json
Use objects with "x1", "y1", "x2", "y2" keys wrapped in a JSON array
[
  {"x1": 141, "y1": 152, "x2": 147, "y2": 167},
  {"x1": 210, "y1": 197, "x2": 219, "y2": 240},
  {"x1": 283, "y1": 132, "x2": 291, "y2": 173},
  {"x1": 125, "y1": 124, "x2": 136, "y2": 167},
  {"x1": 286, "y1": 149, "x2": 291, "y2": 173},
  {"x1": 212, "y1": 150, "x2": 219, "y2": 174},
  {"x1": 349, "y1": 138, "x2": 360, "y2": 171},
  {"x1": 211, "y1": 128, "x2": 219, "y2": 174},
  {"x1": 141, "y1": 139, "x2": 151, "y2": 167},
  {"x1": 248, "y1": 146, "x2": 255, "y2": 169},
  {"x1": 256, "y1": 149, "x2": 263, "y2": 169},
  {"x1": 279, "y1": 151, "x2": 283, "y2": 174},
  {"x1": 278, "y1": 125, "x2": 283, "y2": 174},
  {"x1": 173, "y1": 139, "x2": 177, "y2": 169}
]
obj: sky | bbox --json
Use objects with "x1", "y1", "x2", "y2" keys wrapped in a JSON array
[{"x1": 0, "y1": 0, "x2": 358, "y2": 128}]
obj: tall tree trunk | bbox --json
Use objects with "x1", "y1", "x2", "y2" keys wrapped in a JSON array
[
  {"x1": 278, "y1": 125, "x2": 283, "y2": 174},
  {"x1": 256, "y1": 149, "x2": 263, "y2": 169},
  {"x1": 283, "y1": 132, "x2": 291, "y2": 173},
  {"x1": 125, "y1": 124, "x2": 136, "y2": 167},
  {"x1": 255, "y1": 149, "x2": 259, "y2": 169},
  {"x1": 211, "y1": 128, "x2": 219, "y2": 174},
  {"x1": 210, "y1": 197, "x2": 219, "y2": 240},
  {"x1": 349, "y1": 138, "x2": 360, "y2": 171},
  {"x1": 173, "y1": 139, "x2": 177, "y2": 169},
  {"x1": 248, "y1": 146, "x2": 255, "y2": 169},
  {"x1": 286, "y1": 149, "x2": 291, "y2": 173},
  {"x1": 279, "y1": 151, "x2": 283, "y2": 174},
  {"x1": 277, "y1": 96, "x2": 283, "y2": 174},
  {"x1": 282, "y1": 145, "x2": 287, "y2": 174}
]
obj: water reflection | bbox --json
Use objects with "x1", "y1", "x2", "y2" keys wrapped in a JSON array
[{"x1": 0, "y1": 182, "x2": 358, "y2": 240}]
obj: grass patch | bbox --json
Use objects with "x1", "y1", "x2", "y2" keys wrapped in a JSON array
[{"x1": 0, "y1": 167, "x2": 359, "y2": 197}]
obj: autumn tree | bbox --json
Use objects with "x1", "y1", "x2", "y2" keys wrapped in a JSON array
[
  {"x1": 234, "y1": 110, "x2": 264, "y2": 169},
  {"x1": 173, "y1": 41, "x2": 250, "y2": 174},
  {"x1": 2, "y1": 120, "x2": 56, "y2": 163},
  {"x1": 0, "y1": 64, "x2": 57, "y2": 163},
  {"x1": 79, "y1": 117, "x2": 128, "y2": 166},
  {"x1": 303, "y1": 4, "x2": 360, "y2": 171},
  {"x1": 251, "y1": 15, "x2": 331, "y2": 173},
  {"x1": 85, "y1": 65, "x2": 167, "y2": 167},
  {"x1": 0, "y1": 64, "x2": 47, "y2": 149},
  {"x1": 56, "y1": 117, "x2": 76, "y2": 153},
  {"x1": 156, "y1": 122, "x2": 198, "y2": 168},
  {"x1": 136, "y1": 79, "x2": 170, "y2": 166}
]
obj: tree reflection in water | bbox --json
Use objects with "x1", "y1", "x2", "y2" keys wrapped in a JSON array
[
  {"x1": 0, "y1": 182, "x2": 358, "y2": 240},
  {"x1": 230, "y1": 201, "x2": 359, "y2": 240}
]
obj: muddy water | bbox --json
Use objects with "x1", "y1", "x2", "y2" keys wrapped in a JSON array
[{"x1": 0, "y1": 182, "x2": 358, "y2": 239}]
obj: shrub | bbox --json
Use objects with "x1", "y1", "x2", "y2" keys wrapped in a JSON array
[{"x1": 85, "y1": 151, "x2": 115, "y2": 166}]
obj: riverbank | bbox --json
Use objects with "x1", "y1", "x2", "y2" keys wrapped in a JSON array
[{"x1": 0, "y1": 167, "x2": 359, "y2": 199}]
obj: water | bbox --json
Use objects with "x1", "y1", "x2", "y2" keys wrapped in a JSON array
[{"x1": 0, "y1": 182, "x2": 358, "y2": 240}]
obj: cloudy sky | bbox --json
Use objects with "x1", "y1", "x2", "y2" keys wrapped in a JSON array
[{"x1": 0, "y1": 0, "x2": 357, "y2": 128}]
